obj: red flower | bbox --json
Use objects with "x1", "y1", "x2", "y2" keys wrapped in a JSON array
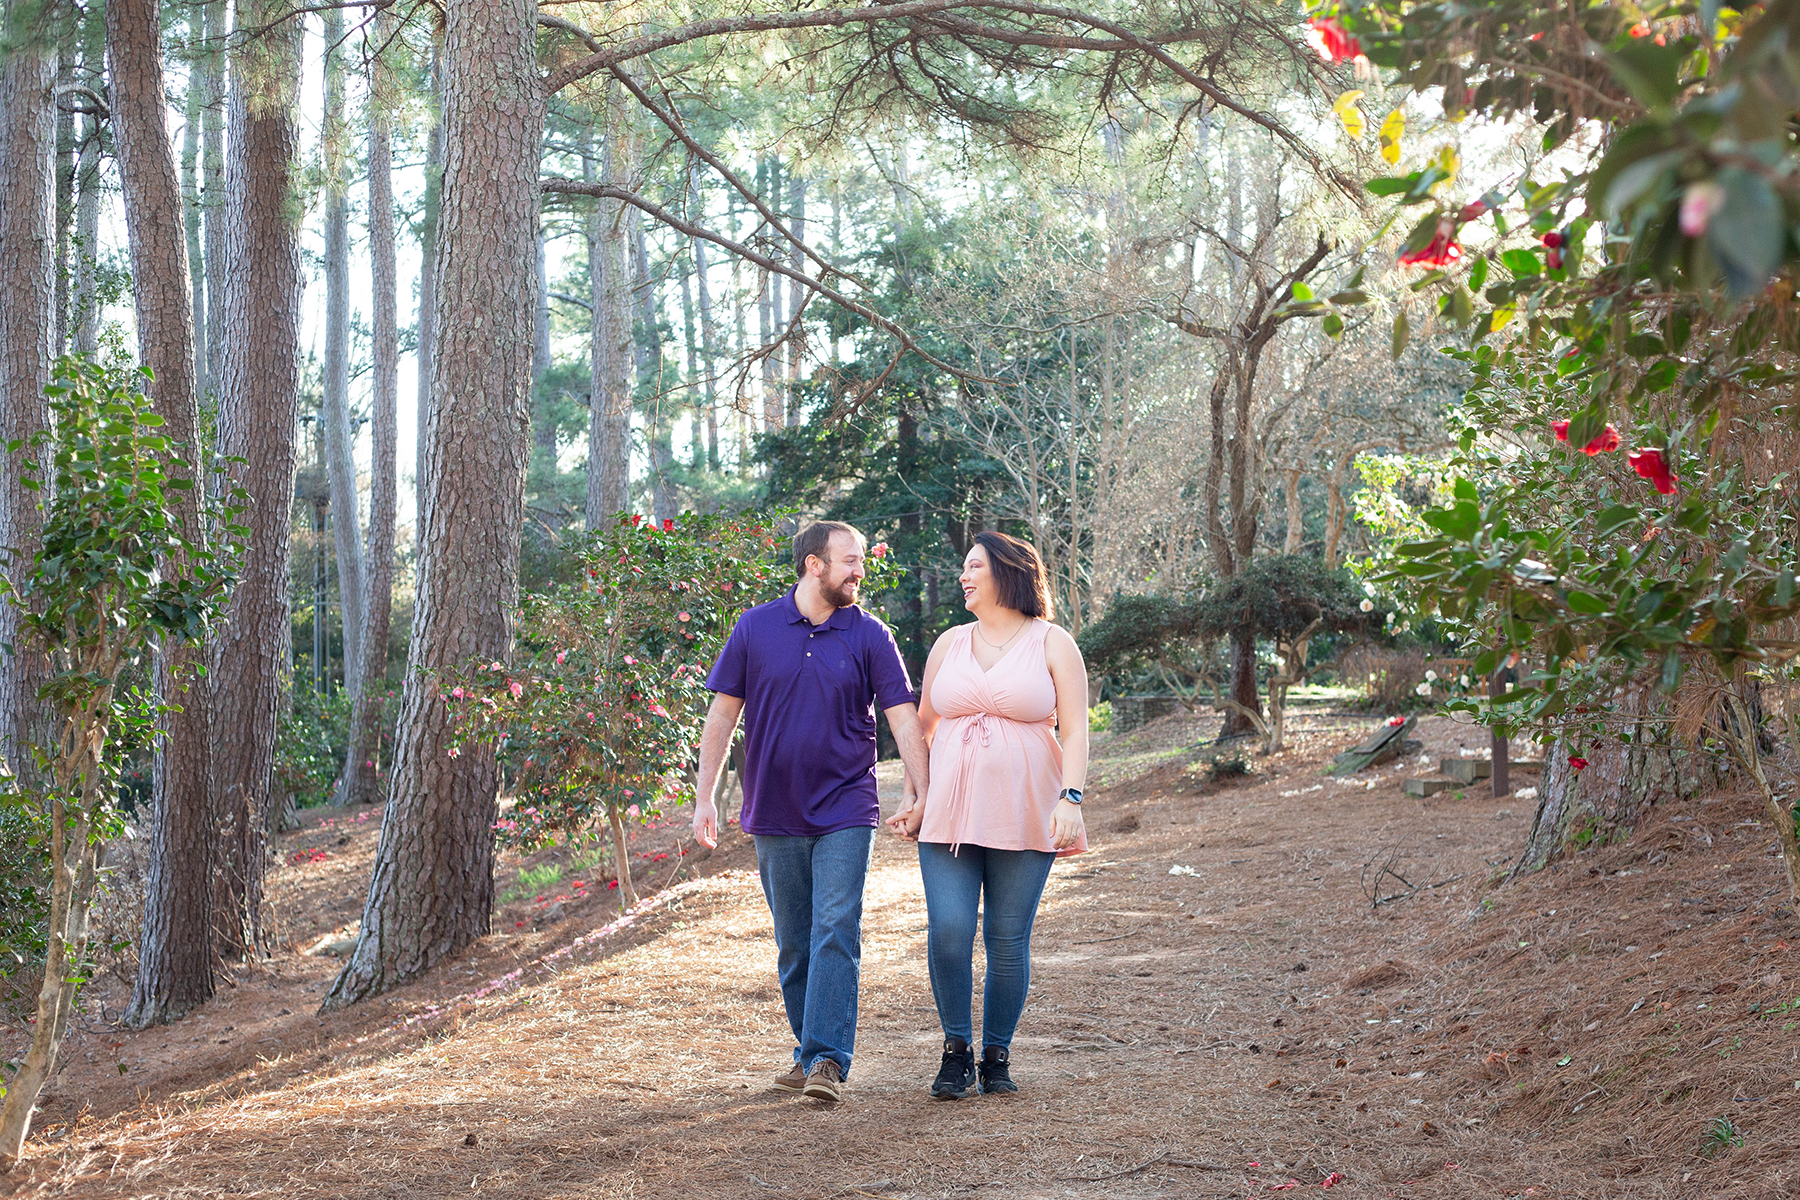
[
  {"x1": 1540, "y1": 230, "x2": 1565, "y2": 250},
  {"x1": 1628, "y1": 447, "x2": 1679, "y2": 495},
  {"x1": 1398, "y1": 220, "x2": 1462, "y2": 268},
  {"x1": 1545, "y1": 247, "x2": 1564, "y2": 271},
  {"x1": 1569, "y1": 756, "x2": 1588, "y2": 771},
  {"x1": 1582, "y1": 424, "x2": 1620, "y2": 456},
  {"x1": 1457, "y1": 199, "x2": 1490, "y2": 223},
  {"x1": 1552, "y1": 419, "x2": 1570, "y2": 442},
  {"x1": 1304, "y1": 17, "x2": 1362, "y2": 63},
  {"x1": 629, "y1": 513, "x2": 642, "y2": 527},
  {"x1": 663, "y1": 518, "x2": 675, "y2": 532}
]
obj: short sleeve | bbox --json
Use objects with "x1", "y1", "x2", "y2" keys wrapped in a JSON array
[
  {"x1": 866, "y1": 619, "x2": 917, "y2": 709},
  {"x1": 706, "y1": 616, "x2": 750, "y2": 697}
]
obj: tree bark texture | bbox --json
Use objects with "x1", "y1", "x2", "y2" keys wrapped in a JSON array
[
  {"x1": 586, "y1": 81, "x2": 634, "y2": 525},
  {"x1": 335, "y1": 6, "x2": 400, "y2": 810},
  {"x1": 530, "y1": 229, "x2": 556, "y2": 483},
  {"x1": 181, "y1": 5, "x2": 208, "y2": 398},
  {"x1": 1511, "y1": 677, "x2": 1723, "y2": 880},
  {"x1": 320, "y1": 6, "x2": 365, "y2": 693},
  {"x1": 631, "y1": 206, "x2": 674, "y2": 521},
  {"x1": 0, "y1": 16, "x2": 58, "y2": 780},
  {"x1": 108, "y1": 0, "x2": 218, "y2": 1028},
  {"x1": 51, "y1": 52, "x2": 72, "y2": 357},
  {"x1": 200, "y1": 0, "x2": 227, "y2": 386},
  {"x1": 211, "y1": 2, "x2": 304, "y2": 957},
  {"x1": 414, "y1": 39, "x2": 442, "y2": 528},
  {"x1": 689, "y1": 168, "x2": 718, "y2": 469},
  {"x1": 322, "y1": 0, "x2": 541, "y2": 1010}
]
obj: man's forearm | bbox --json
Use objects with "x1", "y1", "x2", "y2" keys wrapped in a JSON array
[
  {"x1": 696, "y1": 707, "x2": 739, "y2": 801},
  {"x1": 892, "y1": 718, "x2": 931, "y2": 794}
]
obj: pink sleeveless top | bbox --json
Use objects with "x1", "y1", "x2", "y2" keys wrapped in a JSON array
[{"x1": 917, "y1": 620, "x2": 1087, "y2": 856}]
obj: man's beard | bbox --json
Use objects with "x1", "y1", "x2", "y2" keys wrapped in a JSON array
[{"x1": 821, "y1": 576, "x2": 860, "y2": 609}]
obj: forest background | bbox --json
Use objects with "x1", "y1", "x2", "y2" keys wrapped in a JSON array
[{"x1": 3, "y1": 0, "x2": 1800, "y2": 1172}]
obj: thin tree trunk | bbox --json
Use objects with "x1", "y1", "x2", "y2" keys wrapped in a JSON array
[
  {"x1": 109, "y1": 0, "x2": 216, "y2": 1029},
  {"x1": 335, "y1": 5, "x2": 399, "y2": 809},
  {"x1": 587, "y1": 82, "x2": 633, "y2": 525},
  {"x1": 323, "y1": 0, "x2": 541, "y2": 1010},
  {"x1": 211, "y1": 0, "x2": 304, "y2": 959},
  {"x1": 530, "y1": 228, "x2": 556, "y2": 484},
  {"x1": 785, "y1": 171, "x2": 805, "y2": 426},
  {"x1": 321, "y1": 6, "x2": 365, "y2": 693},
  {"x1": 52, "y1": 53, "x2": 73, "y2": 357},
  {"x1": 201, "y1": 0, "x2": 226, "y2": 385},
  {"x1": 0, "y1": 14, "x2": 58, "y2": 780},
  {"x1": 1283, "y1": 468, "x2": 1303, "y2": 554},
  {"x1": 69, "y1": 118, "x2": 100, "y2": 356},
  {"x1": 632, "y1": 207, "x2": 673, "y2": 521},
  {"x1": 182, "y1": 6, "x2": 208, "y2": 397},
  {"x1": 689, "y1": 168, "x2": 718, "y2": 470},
  {"x1": 414, "y1": 37, "x2": 442, "y2": 528}
]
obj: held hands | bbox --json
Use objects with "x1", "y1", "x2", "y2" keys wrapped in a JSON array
[
  {"x1": 884, "y1": 775, "x2": 926, "y2": 839},
  {"x1": 693, "y1": 796, "x2": 719, "y2": 849},
  {"x1": 1050, "y1": 799, "x2": 1085, "y2": 850}
]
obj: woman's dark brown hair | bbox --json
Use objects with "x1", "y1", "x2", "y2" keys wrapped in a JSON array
[{"x1": 973, "y1": 531, "x2": 1052, "y2": 620}]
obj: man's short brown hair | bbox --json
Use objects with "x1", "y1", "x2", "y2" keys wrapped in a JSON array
[
  {"x1": 974, "y1": 531, "x2": 1052, "y2": 619},
  {"x1": 793, "y1": 521, "x2": 865, "y2": 577}
]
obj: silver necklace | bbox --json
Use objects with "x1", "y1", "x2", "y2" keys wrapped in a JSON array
[{"x1": 972, "y1": 617, "x2": 1029, "y2": 651}]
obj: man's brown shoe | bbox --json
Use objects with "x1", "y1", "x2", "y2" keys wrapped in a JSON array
[
  {"x1": 802, "y1": 1057, "x2": 844, "y2": 1102},
  {"x1": 773, "y1": 1062, "x2": 807, "y2": 1093}
]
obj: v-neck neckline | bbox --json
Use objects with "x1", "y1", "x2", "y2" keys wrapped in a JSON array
[{"x1": 967, "y1": 620, "x2": 1031, "y2": 675}]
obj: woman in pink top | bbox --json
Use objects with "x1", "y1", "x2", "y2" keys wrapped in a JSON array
[{"x1": 887, "y1": 531, "x2": 1089, "y2": 1099}]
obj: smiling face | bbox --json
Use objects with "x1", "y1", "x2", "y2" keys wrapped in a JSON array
[
  {"x1": 959, "y1": 545, "x2": 999, "y2": 614},
  {"x1": 811, "y1": 530, "x2": 866, "y2": 609}
]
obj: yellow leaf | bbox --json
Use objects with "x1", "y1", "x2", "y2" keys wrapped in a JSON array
[
  {"x1": 1332, "y1": 90, "x2": 1366, "y2": 140},
  {"x1": 1432, "y1": 144, "x2": 1461, "y2": 184},
  {"x1": 1379, "y1": 108, "x2": 1405, "y2": 165},
  {"x1": 1490, "y1": 303, "x2": 1515, "y2": 332}
]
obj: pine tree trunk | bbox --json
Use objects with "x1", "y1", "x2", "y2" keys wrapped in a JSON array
[
  {"x1": 586, "y1": 82, "x2": 634, "y2": 525},
  {"x1": 334, "y1": 7, "x2": 399, "y2": 810},
  {"x1": 0, "y1": 18, "x2": 58, "y2": 782},
  {"x1": 52, "y1": 54, "x2": 73, "y2": 357},
  {"x1": 69, "y1": 119, "x2": 100, "y2": 356},
  {"x1": 109, "y1": 0, "x2": 217, "y2": 1029},
  {"x1": 631, "y1": 208, "x2": 674, "y2": 521},
  {"x1": 181, "y1": 5, "x2": 207, "y2": 398},
  {"x1": 689, "y1": 169, "x2": 718, "y2": 471},
  {"x1": 1223, "y1": 627, "x2": 1261, "y2": 738},
  {"x1": 414, "y1": 38, "x2": 442, "y2": 528},
  {"x1": 200, "y1": 0, "x2": 226, "y2": 385},
  {"x1": 320, "y1": 6, "x2": 365, "y2": 694},
  {"x1": 531, "y1": 229, "x2": 556, "y2": 484},
  {"x1": 785, "y1": 171, "x2": 806, "y2": 427},
  {"x1": 322, "y1": 0, "x2": 541, "y2": 1010},
  {"x1": 211, "y1": 1, "x2": 304, "y2": 958}
]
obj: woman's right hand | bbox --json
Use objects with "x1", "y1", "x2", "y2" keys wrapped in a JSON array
[{"x1": 885, "y1": 781, "x2": 925, "y2": 839}]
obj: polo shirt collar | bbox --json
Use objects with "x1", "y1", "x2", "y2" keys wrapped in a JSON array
[{"x1": 783, "y1": 586, "x2": 857, "y2": 629}]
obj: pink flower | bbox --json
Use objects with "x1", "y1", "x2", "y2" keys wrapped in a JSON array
[
  {"x1": 1398, "y1": 219, "x2": 1461, "y2": 268},
  {"x1": 1680, "y1": 181, "x2": 1726, "y2": 237},
  {"x1": 627, "y1": 804, "x2": 640, "y2": 819},
  {"x1": 678, "y1": 611, "x2": 691, "y2": 622},
  {"x1": 451, "y1": 686, "x2": 464, "y2": 699},
  {"x1": 649, "y1": 702, "x2": 671, "y2": 719},
  {"x1": 624, "y1": 655, "x2": 637, "y2": 666},
  {"x1": 1457, "y1": 199, "x2": 1489, "y2": 223},
  {"x1": 1628, "y1": 447, "x2": 1679, "y2": 495},
  {"x1": 509, "y1": 680, "x2": 524, "y2": 699},
  {"x1": 1304, "y1": 17, "x2": 1361, "y2": 63},
  {"x1": 870, "y1": 542, "x2": 889, "y2": 559},
  {"x1": 490, "y1": 661, "x2": 504, "y2": 672},
  {"x1": 555, "y1": 650, "x2": 567, "y2": 664}
]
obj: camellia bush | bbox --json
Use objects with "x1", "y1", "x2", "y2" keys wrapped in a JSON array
[
  {"x1": 0, "y1": 359, "x2": 240, "y2": 1163},
  {"x1": 446, "y1": 513, "x2": 895, "y2": 909}
]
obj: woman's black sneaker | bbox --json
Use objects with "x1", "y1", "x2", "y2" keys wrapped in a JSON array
[
  {"x1": 931, "y1": 1037, "x2": 976, "y2": 1099},
  {"x1": 979, "y1": 1046, "x2": 1016, "y2": 1094}
]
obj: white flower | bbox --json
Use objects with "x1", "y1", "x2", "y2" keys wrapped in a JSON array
[
  {"x1": 1359, "y1": 598, "x2": 1375, "y2": 612},
  {"x1": 1515, "y1": 786, "x2": 1539, "y2": 802},
  {"x1": 1415, "y1": 682, "x2": 1432, "y2": 696},
  {"x1": 1459, "y1": 675, "x2": 1470, "y2": 688},
  {"x1": 1425, "y1": 670, "x2": 1439, "y2": 682}
]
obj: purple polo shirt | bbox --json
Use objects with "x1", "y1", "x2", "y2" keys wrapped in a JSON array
[{"x1": 706, "y1": 588, "x2": 916, "y2": 836}]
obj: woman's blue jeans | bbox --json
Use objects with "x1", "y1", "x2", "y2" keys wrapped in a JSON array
[
  {"x1": 917, "y1": 841, "x2": 1056, "y2": 1051},
  {"x1": 754, "y1": 826, "x2": 875, "y2": 1077}
]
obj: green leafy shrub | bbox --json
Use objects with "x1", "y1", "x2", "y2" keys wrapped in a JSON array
[{"x1": 274, "y1": 685, "x2": 355, "y2": 809}]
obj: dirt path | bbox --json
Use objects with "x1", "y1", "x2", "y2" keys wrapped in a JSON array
[{"x1": 3, "y1": 710, "x2": 1796, "y2": 1199}]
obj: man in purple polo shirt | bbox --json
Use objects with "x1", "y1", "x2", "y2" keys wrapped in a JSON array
[{"x1": 694, "y1": 520, "x2": 929, "y2": 1103}]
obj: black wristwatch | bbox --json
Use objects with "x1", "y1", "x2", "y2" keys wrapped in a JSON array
[{"x1": 1058, "y1": 787, "x2": 1084, "y2": 805}]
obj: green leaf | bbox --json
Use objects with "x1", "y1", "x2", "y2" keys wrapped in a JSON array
[
  {"x1": 1391, "y1": 310, "x2": 1410, "y2": 360},
  {"x1": 1468, "y1": 256, "x2": 1489, "y2": 292},
  {"x1": 1623, "y1": 333, "x2": 1666, "y2": 357},
  {"x1": 1564, "y1": 404, "x2": 1608, "y2": 450},
  {"x1": 1501, "y1": 249, "x2": 1542, "y2": 278},
  {"x1": 1565, "y1": 591, "x2": 1609, "y2": 614},
  {"x1": 1595, "y1": 505, "x2": 1639, "y2": 537},
  {"x1": 1640, "y1": 359, "x2": 1677, "y2": 392},
  {"x1": 1364, "y1": 176, "x2": 1412, "y2": 196},
  {"x1": 1322, "y1": 312, "x2": 1344, "y2": 338},
  {"x1": 1328, "y1": 289, "x2": 1370, "y2": 305},
  {"x1": 1422, "y1": 501, "x2": 1479, "y2": 541},
  {"x1": 1607, "y1": 38, "x2": 1688, "y2": 112},
  {"x1": 1291, "y1": 281, "x2": 1314, "y2": 302}
]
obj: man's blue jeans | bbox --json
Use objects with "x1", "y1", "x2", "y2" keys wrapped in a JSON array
[
  {"x1": 917, "y1": 841, "x2": 1056, "y2": 1051},
  {"x1": 753, "y1": 825, "x2": 875, "y2": 1077}
]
